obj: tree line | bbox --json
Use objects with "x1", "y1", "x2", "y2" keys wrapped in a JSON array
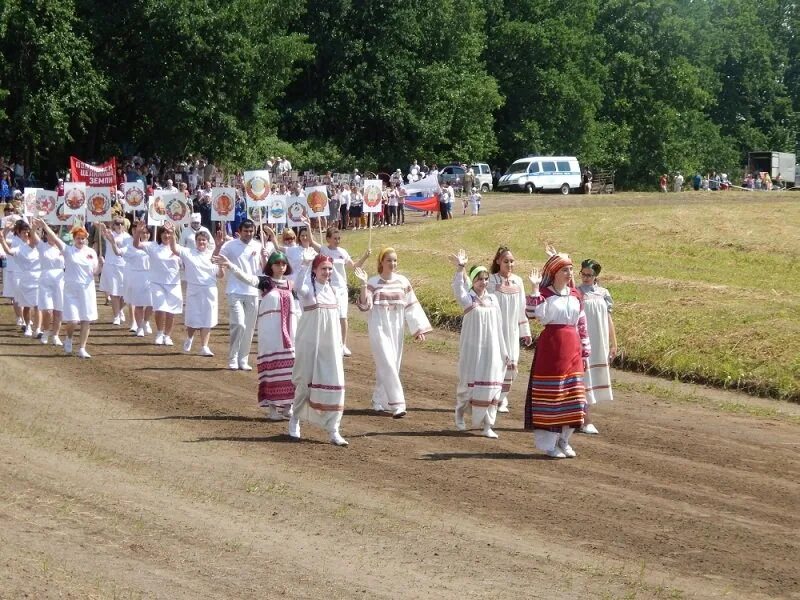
[{"x1": 1, "y1": 0, "x2": 798, "y2": 188}]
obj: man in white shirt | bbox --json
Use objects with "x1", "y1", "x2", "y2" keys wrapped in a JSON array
[
  {"x1": 180, "y1": 213, "x2": 215, "y2": 251},
  {"x1": 214, "y1": 219, "x2": 270, "y2": 370}
]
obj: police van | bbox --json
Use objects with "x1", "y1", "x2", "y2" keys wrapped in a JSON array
[{"x1": 497, "y1": 156, "x2": 582, "y2": 194}]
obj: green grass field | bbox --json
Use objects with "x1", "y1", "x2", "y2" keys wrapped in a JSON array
[{"x1": 341, "y1": 192, "x2": 800, "y2": 401}]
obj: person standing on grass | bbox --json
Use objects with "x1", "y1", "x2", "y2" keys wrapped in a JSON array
[
  {"x1": 36, "y1": 219, "x2": 99, "y2": 359},
  {"x1": 449, "y1": 249, "x2": 508, "y2": 439},
  {"x1": 289, "y1": 250, "x2": 349, "y2": 446},
  {"x1": 318, "y1": 226, "x2": 371, "y2": 357},
  {"x1": 214, "y1": 251, "x2": 300, "y2": 421},
  {"x1": 98, "y1": 217, "x2": 131, "y2": 326},
  {"x1": 468, "y1": 187, "x2": 482, "y2": 216},
  {"x1": 163, "y1": 224, "x2": 223, "y2": 357},
  {"x1": 487, "y1": 246, "x2": 532, "y2": 414},
  {"x1": 577, "y1": 259, "x2": 617, "y2": 435},
  {"x1": 354, "y1": 247, "x2": 432, "y2": 418},
  {"x1": 524, "y1": 251, "x2": 590, "y2": 458},
  {"x1": 0, "y1": 220, "x2": 40, "y2": 337},
  {"x1": 133, "y1": 219, "x2": 182, "y2": 347},
  {"x1": 214, "y1": 219, "x2": 269, "y2": 371}
]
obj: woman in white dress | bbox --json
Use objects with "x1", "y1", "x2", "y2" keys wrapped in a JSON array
[
  {"x1": 133, "y1": 220, "x2": 182, "y2": 346},
  {"x1": 1, "y1": 214, "x2": 25, "y2": 328},
  {"x1": 577, "y1": 259, "x2": 617, "y2": 435},
  {"x1": 289, "y1": 250, "x2": 349, "y2": 446},
  {"x1": 166, "y1": 224, "x2": 222, "y2": 356},
  {"x1": 487, "y1": 246, "x2": 532, "y2": 413},
  {"x1": 0, "y1": 220, "x2": 40, "y2": 337},
  {"x1": 215, "y1": 250, "x2": 301, "y2": 420},
  {"x1": 102, "y1": 221, "x2": 153, "y2": 337},
  {"x1": 449, "y1": 249, "x2": 508, "y2": 439},
  {"x1": 354, "y1": 247, "x2": 432, "y2": 418},
  {"x1": 31, "y1": 221, "x2": 64, "y2": 345},
  {"x1": 98, "y1": 217, "x2": 131, "y2": 325},
  {"x1": 36, "y1": 219, "x2": 99, "y2": 358},
  {"x1": 318, "y1": 226, "x2": 370, "y2": 357}
]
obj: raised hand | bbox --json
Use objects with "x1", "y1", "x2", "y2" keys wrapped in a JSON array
[
  {"x1": 528, "y1": 268, "x2": 542, "y2": 288},
  {"x1": 301, "y1": 246, "x2": 316, "y2": 264},
  {"x1": 162, "y1": 221, "x2": 175, "y2": 233},
  {"x1": 448, "y1": 249, "x2": 468, "y2": 267},
  {"x1": 353, "y1": 266, "x2": 368, "y2": 284},
  {"x1": 545, "y1": 244, "x2": 557, "y2": 257},
  {"x1": 211, "y1": 254, "x2": 232, "y2": 268},
  {"x1": 214, "y1": 226, "x2": 225, "y2": 247}
]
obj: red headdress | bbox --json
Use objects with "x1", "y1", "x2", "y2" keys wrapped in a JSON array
[{"x1": 540, "y1": 253, "x2": 574, "y2": 289}]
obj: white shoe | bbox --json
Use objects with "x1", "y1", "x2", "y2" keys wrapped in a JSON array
[
  {"x1": 23, "y1": 325, "x2": 32, "y2": 337},
  {"x1": 482, "y1": 426, "x2": 499, "y2": 439},
  {"x1": 16, "y1": 317, "x2": 24, "y2": 327},
  {"x1": 34, "y1": 328, "x2": 42, "y2": 338},
  {"x1": 329, "y1": 431, "x2": 349, "y2": 446},
  {"x1": 118, "y1": 311, "x2": 126, "y2": 323},
  {"x1": 163, "y1": 336, "x2": 174, "y2": 346},
  {"x1": 199, "y1": 346, "x2": 214, "y2": 357},
  {"x1": 136, "y1": 327, "x2": 145, "y2": 337},
  {"x1": 63, "y1": 338, "x2": 73, "y2": 354},
  {"x1": 77, "y1": 348, "x2": 91, "y2": 359},
  {"x1": 342, "y1": 345, "x2": 352, "y2": 357},
  {"x1": 372, "y1": 402, "x2": 385, "y2": 413},
  {"x1": 392, "y1": 407, "x2": 407, "y2": 419},
  {"x1": 183, "y1": 337, "x2": 193, "y2": 352},
  {"x1": 267, "y1": 406, "x2": 284, "y2": 421},
  {"x1": 129, "y1": 323, "x2": 138, "y2": 333},
  {"x1": 52, "y1": 335, "x2": 63, "y2": 347},
  {"x1": 238, "y1": 361, "x2": 252, "y2": 371},
  {"x1": 40, "y1": 332, "x2": 50, "y2": 345},
  {"x1": 154, "y1": 333, "x2": 165, "y2": 345},
  {"x1": 144, "y1": 322, "x2": 152, "y2": 335},
  {"x1": 546, "y1": 448, "x2": 567, "y2": 459},
  {"x1": 288, "y1": 415, "x2": 301, "y2": 439},
  {"x1": 112, "y1": 316, "x2": 121, "y2": 326},
  {"x1": 498, "y1": 398, "x2": 510, "y2": 413},
  {"x1": 557, "y1": 439, "x2": 577, "y2": 458},
  {"x1": 580, "y1": 423, "x2": 600, "y2": 435},
  {"x1": 455, "y1": 411, "x2": 466, "y2": 431},
  {"x1": 228, "y1": 359, "x2": 239, "y2": 370}
]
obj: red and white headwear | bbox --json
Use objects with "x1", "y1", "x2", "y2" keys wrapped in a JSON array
[{"x1": 540, "y1": 253, "x2": 573, "y2": 289}]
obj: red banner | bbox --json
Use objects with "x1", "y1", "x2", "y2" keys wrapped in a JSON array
[{"x1": 70, "y1": 156, "x2": 117, "y2": 189}]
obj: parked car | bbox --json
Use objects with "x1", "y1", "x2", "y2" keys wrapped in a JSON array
[
  {"x1": 497, "y1": 156, "x2": 581, "y2": 194},
  {"x1": 438, "y1": 163, "x2": 493, "y2": 192}
]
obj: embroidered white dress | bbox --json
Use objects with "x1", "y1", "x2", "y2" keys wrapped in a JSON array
[
  {"x1": 488, "y1": 273, "x2": 532, "y2": 406},
  {"x1": 291, "y1": 265, "x2": 345, "y2": 433},
  {"x1": 453, "y1": 272, "x2": 509, "y2": 428},
  {"x1": 357, "y1": 274, "x2": 432, "y2": 412},
  {"x1": 578, "y1": 283, "x2": 614, "y2": 403}
]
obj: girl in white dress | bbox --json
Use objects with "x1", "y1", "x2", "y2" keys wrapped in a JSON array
[
  {"x1": 318, "y1": 227, "x2": 370, "y2": 357},
  {"x1": 103, "y1": 222, "x2": 153, "y2": 337},
  {"x1": 449, "y1": 249, "x2": 509, "y2": 439},
  {"x1": 166, "y1": 225, "x2": 222, "y2": 355},
  {"x1": 98, "y1": 218, "x2": 131, "y2": 325},
  {"x1": 1, "y1": 214, "x2": 25, "y2": 327},
  {"x1": 0, "y1": 220, "x2": 40, "y2": 337},
  {"x1": 133, "y1": 220, "x2": 182, "y2": 346},
  {"x1": 36, "y1": 219, "x2": 99, "y2": 358},
  {"x1": 215, "y1": 250, "x2": 301, "y2": 420},
  {"x1": 354, "y1": 247, "x2": 432, "y2": 418},
  {"x1": 289, "y1": 250, "x2": 349, "y2": 446},
  {"x1": 31, "y1": 222, "x2": 64, "y2": 345},
  {"x1": 487, "y1": 247, "x2": 532, "y2": 413},
  {"x1": 577, "y1": 259, "x2": 617, "y2": 435}
]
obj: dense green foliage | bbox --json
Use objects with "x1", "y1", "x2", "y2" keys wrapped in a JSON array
[{"x1": 0, "y1": 0, "x2": 797, "y2": 186}]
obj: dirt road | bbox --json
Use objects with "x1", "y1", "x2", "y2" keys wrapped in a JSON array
[{"x1": 0, "y1": 288, "x2": 798, "y2": 599}]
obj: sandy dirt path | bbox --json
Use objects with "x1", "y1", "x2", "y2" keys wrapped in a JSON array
[{"x1": 0, "y1": 285, "x2": 798, "y2": 600}]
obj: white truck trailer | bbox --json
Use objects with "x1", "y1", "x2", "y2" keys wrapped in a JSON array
[{"x1": 747, "y1": 151, "x2": 796, "y2": 185}]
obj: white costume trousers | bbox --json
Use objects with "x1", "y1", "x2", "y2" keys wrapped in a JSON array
[{"x1": 228, "y1": 293, "x2": 258, "y2": 363}]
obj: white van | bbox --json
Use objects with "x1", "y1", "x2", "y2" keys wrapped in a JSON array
[{"x1": 497, "y1": 156, "x2": 582, "y2": 194}]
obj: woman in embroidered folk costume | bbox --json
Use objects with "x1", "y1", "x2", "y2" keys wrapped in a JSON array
[
  {"x1": 354, "y1": 248, "x2": 432, "y2": 418},
  {"x1": 577, "y1": 259, "x2": 617, "y2": 435},
  {"x1": 449, "y1": 249, "x2": 509, "y2": 439},
  {"x1": 288, "y1": 249, "x2": 348, "y2": 446},
  {"x1": 525, "y1": 249, "x2": 590, "y2": 458},
  {"x1": 215, "y1": 250, "x2": 301, "y2": 420},
  {"x1": 487, "y1": 247, "x2": 532, "y2": 414}
]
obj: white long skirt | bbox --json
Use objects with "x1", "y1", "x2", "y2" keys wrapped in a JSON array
[
  {"x1": 184, "y1": 283, "x2": 218, "y2": 328},
  {"x1": 99, "y1": 262, "x2": 125, "y2": 296},
  {"x1": 150, "y1": 282, "x2": 182, "y2": 314},
  {"x1": 124, "y1": 270, "x2": 152, "y2": 307},
  {"x1": 583, "y1": 295, "x2": 614, "y2": 404},
  {"x1": 37, "y1": 271, "x2": 64, "y2": 311},
  {"x1": 368, "y1": 306, "x2": 408, "y2": 412},
  {"x1": 14, "y1": 274, "x2": 39, "y2": 308},
  {"x1": 63, "y1": 281, "x2": 98, "y2": 322}
]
